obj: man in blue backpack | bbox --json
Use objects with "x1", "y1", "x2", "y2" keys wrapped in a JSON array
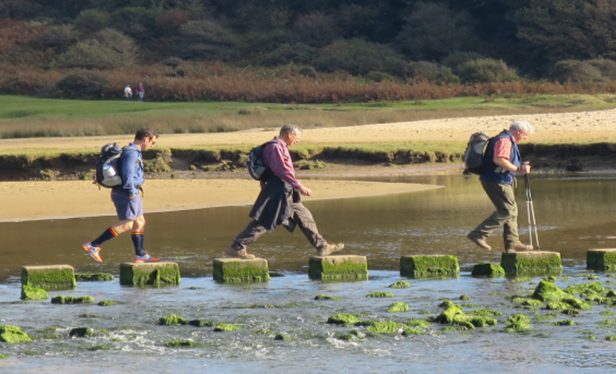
[
  {"x1": 225, "y1": 124, "x2": 344, "y2": 259},
  {"x1": 82, "y1": 128, "x2": 160, "y2": 263},
  {"x1": 467, "y1": 120, "x2": 535, "y2": 253}
]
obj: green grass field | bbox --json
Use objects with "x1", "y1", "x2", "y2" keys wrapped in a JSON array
[{"x1": 1, "y1": 94, "x2": 615, "y2": 139}]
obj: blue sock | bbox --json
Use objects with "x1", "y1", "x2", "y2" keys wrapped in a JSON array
[
  {"x1": 131, "y1": 231, "x2": 145, "y2": 257},
  {"x1": 92, "y1": 227, "x2": 119, "y2": 247}
]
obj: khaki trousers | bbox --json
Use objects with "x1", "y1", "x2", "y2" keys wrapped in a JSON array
[
  {"x1": 231, "y1": 202, "x2": 328, "y2": 251},
  {"x1": 470, "y1": 179, "x2": 520, "y2": 249}
]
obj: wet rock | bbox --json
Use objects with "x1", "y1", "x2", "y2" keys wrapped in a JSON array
[
  {"x1": 459, "y1": 294, "x2": 471, "y2": 301},
  {"x1": 335, "y1": 330, "x2": 366, "y2": 341},
  {"x1": 554, "y1": 320, "x2": 576, "y2": 326},
  {"x1": 20, "y1": 285, "x2": 48, "y2": 301},
  {"x1": 97, "y1": 300, "x2": 117, "y2": 306},
  {"x1": 314, "y1": 294, "x2": 341, "y2": 300},
  {"x1": 213, "y1": 258, "x2": 269, "y2": 283},
  {"x1": 158, "y1": 314, "x2": 187, "y2": 326},
  {"x1": 308, "y1": 255, "x2": 368, "y2": 282},
  {"x1": 21, "y1": 265, "x2": 76, "y2": 291},
  {"x1": 532, "y1": 280, "x2": 590, "y2": 311},
  {"x1": 587, "y1": 248, "x2": 616, "y2": 272},
  {"x1": 501, "y1": 251, "x2": 562, "y2": 277},
  {"x1": 327, "y1": 313, "x2": 360, "y2": 326},
  {"x1": 400, "y1": 255, "x2": 459, "y2": 279},
  {"x1": 387, "y1": 301, "x2": 410, "y2": 313},
  {"x1": 0, "y1": 325, "x2": 32, "y2": 344},
  {"x1": 166, "y1": 339, "x2": 195, "y2": 348},
  {"x1": 432, "y1": 300, "x2": 497, "y2": 329},
  {"x1": 366, "y1": 291, "x2": 395, "y2": 298},
  {"x1": 363, "y1": 320, "x2": 406, "y2": 335},
  {"x1": 51, "y1": 295, "x2": 95, "y2": 304},
  {"x1": 504, "y1": 313, "x2": 532, "y2": 332},
  {"x1": 213, "y1": 323, "x2": 239, "y2": 332},
  {"x1": 273, "y1": 333, "x2": 289, "y2": 341},
  {"x1": 75, "y1": 272, "x2": 114, "y2": 282},
  {"x1": 188, "y1": 319, "x2": 213, "y2": 327},
  {"x1": 388, "y1": 280, "x2": 411, "y2": 289},
  {"x1": 605, "y1": 335, "x2": 616, "y2": 341},
  {"x1": 69, "y1": 327, "x2": 95, "y2": 338},
  {"x1": 120, "y1": 262, "x2": 181, "y2": 287},
  {"x1": 471, "y1": 263, "x2": 505, "y2": 278}
]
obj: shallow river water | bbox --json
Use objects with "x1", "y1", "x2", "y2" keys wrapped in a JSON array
[{"x1": 1, "y1": 175, "x2": 616, "y2": 373}]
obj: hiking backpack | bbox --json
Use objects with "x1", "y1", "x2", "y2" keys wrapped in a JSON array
[
  {"x1": 247, "y1": 141, "x2": 274, "y2": 181},
  {"x1": 463, "y1": 132, "x2": 491, "y2": 175},
  {"x1": 95, "y1": 143, "x2": 123, "y2": 188}
]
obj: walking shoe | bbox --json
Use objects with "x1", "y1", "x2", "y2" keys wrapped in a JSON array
[
  {"x1": 82, "y1": 242, "x2": 103, "y2": 263},
  {"x1": 224, "y1": 247, "x2": 256, "y2": 260},
  {"x1": 133, "y1": 253, "x2": 161, "y2": 263},
  {"x1": 466, "y1": 234, "x2": 492, "y2": 251},
  {"x1": 316, "y1": 243, "x2": 345, "y2": 257},
  {"x1": 506, "y1": 242, "x2": 533, "y2": 253}
]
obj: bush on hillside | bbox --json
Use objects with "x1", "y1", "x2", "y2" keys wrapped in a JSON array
[
  {"x1": 55, "y1": 72, "x2": 107, "y2": 99},
  {"x1": 407, "y1": 61, "x2": 458, "y2": 84},
  {"x1": 587, "y1": 58, "x2": 616, "y2": 80},
  {"x1": 458, "y1": 58, "x2": 519, "y2": 83},
  {"x1": 74, "y1": 9, "x2": 111, "y2": 34},
  {"x1": 260, "y1": 43, "x2": 318, "y2": 66},
  {"x1": 550, "y1": 60, "x2": 605, "y2": 83},
  {"x1": 55, "y1": 28, "x2": 137, "y2": 69},
  {"x1": 441, "y1": 51, "x2": 485, "y2": 73},
  {"x1": 315, "y1": 38, "x2": 407, "y2": 76}
]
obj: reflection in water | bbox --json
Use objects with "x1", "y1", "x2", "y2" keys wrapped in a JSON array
[{"x1": 1, "y1": 175, "x2": 615, "y2": 280}]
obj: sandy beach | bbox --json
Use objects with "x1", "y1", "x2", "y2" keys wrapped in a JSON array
[{"x1": 0, "y1": 108, "x2": 613, "y2": 221}]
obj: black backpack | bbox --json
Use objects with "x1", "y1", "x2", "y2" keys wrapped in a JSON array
[
  {"x1": 463, "y1": 132, "x2": 491, "y2": 175},
  {"x1": 95, "y1": 143, "x2": 123, "y2": 188},
  {"x1": 247, "y1": 141, "x2": 274, "y2": 181}
]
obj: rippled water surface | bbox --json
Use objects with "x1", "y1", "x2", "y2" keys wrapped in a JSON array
[{"x1": 1, "y1": 175, "x2": 616, "y2": 373}]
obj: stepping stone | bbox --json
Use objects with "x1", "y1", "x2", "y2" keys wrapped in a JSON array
[
  {"x1": 471, "y1": 263, "x2": 505, "y2": 278},
  {"x1": 213, "y1": 258, "x2": 270, "y2": 283},
  {"x1": 400, "y1": 255, "x2": 459, "y2": 279},
  {"x1": 587, "y1": 248, "x2": 616, "y2": 272},
  {"x1": 308, "y1": 255, "x2": 368, "y2": 282},
  {"x1": 119, "y1": 262, "x2": 181, "y2": 287},
  {"x1": 500, "y1": 251, "x2": 562, "y2": 277},
  {"x1": 21, "y1": 265, "x2": 76, "y2": 290}
]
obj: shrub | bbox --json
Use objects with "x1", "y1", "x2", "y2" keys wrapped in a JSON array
[
  {"x1": 260, "y1": 43, "x2": 318, "y2": 66},
  {"x1": 407, "y1": 61, "x2": 458, "y2": 84},
  {"x1": 550, "y1": 60, "x2": 605, "y2": 83},
  {"x1": 74, "y1": 9, "x2": 111, "y2": 34},
  {"x1": 441, "y1": 51, "x2": 485, "y2": 73},
  {"x1": 55, "y1": 28, "x2": 137, "y2": 69},
  {"x1": 366, "y1": 71, "x2": 397, "y2": 82},
  {"x1": 55, "y1": 72, "x2": 107, "y2": 99},
  {"x1": 315, "y1": 38, "x2": 407, "y2": 76},
  {"x1": 458, "y1": 58, "x2": 519, "y2": 83},
  {"x1": 587, "y1": 58, "x2": 616, "y2": 80},
  {"x1": 293, "y1": 12, "x2": 339, "y2": 47}
]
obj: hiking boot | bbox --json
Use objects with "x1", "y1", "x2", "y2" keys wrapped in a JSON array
[
  {"x1": 133, "y1": 253, "x2": 161, "y2": 263},
  {"x1": 224, "y1": 247, "x2": 256, "y2": 260},
  {"x1": 82, "y1": 242, "x2": 103, "y2": 263},
  {"x1": 466, "y1": 234, "x2": 492, "y2": 251},
  {"x1": 506, "y1": 242, "x2": 533, "y2": 253},
  {"x1": 316, "y1": 243, "x2": 345, "y2": 257}
]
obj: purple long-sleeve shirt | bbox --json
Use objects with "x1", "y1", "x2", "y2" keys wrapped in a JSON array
[{"x1": 263, "y1": 137, "x2": 302, "y2": 189}]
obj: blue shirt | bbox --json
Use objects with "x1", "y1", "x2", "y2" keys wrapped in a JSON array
[
  {"x1": 119, "y1": 143, "x2": 144, "y2": 195},
  {"x1": 480, "y1": 130, "x2": 521, "y2": 185}
]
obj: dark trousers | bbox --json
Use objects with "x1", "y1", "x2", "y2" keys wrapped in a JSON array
[{"x1": 231, "y1": 202, "x2": 328, "y2": 250}]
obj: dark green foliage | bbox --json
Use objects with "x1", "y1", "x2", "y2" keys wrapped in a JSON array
[
  {"x1": 458, "y1": 59, "x2": 519, "y2": 83},
  {"x1": 55, "y1": 73, "x2": 107, "y2": 99},
  {"x1": 551, "y1": 60, "x2": 607, "y2": 83},
  {"x1": 315, "y1": 39, "x2": 407, "y2": 76}
]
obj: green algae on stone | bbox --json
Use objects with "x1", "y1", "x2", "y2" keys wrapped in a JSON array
[
  {"x1": 587, "y1": 248, "x2": 616, "y2": 272},
  {"x1": 387, "y1": 301, "x2": 410, "y2": 313},
  {"x1": 120, "y1": 262, "x2": 181, "y2": 287},
  {"x1": 335, "y1": 330, "x2": 366, "y2": 341},
  {"x1": 314, "y1": 294, "x2": 341, "y2": 300},
  {"x1": 459, "y1": 294, "x2": 471, "y2": 301},
  {"x1": 431, "y1": 300, "x2": 497, "y2": 329},
  {"x1": 554, "y1": 320, "x2": 576, "y2": 326},
  {"x1": 309, "y1": 255, "x2": 368, "y2": 282},
  {"x1": 327, "y1": 313, "x2": 361, "y2": 326},
  {"x1": 213, "y1": 323, "x2": 239, "y2": 332},
  {"x1": 69, "y1": 327, "x2": 96, "y2": 338},
  {"x1": 51, "y1": 295, "x2": 95, "y2": 304},
  {"x1": 166, "y1": 339, "x2": 195, "y2": 348},
  {"x1": 0, "y1": 353, "x2": 7, "y2": 359},
  {"x1": 501, "y1": 251, "x2": 562, "y2": 277},
  {"x1": 97, "y1": 300, "x2": 118, "y2": 306},
  {"x1": 532, "y1": 280, "x2": 590, "y2": 311},
  {"x1": 388, "y1": 280, "x2": 410, "y2": 289},
  {"x1": 21, "y1": 265, "x2": 76, "y2": 291},
  {"x1": 605, "y1": 335, "x2": 616, "y2": 341},
  {"x1": 471, "y1": 263, "x2": 505, "y2": 278},
  {"x1": 504, "y1": 313, "x2": 532, "y2": 332},
  {"x1": 188, "y1": 319, "x2": 213, "y2": 327},
  {"x1": 75, "y1": 272, "x2": 114, "y2": 282},
  {"x1": 366, "y1": 291, "x2": 395, "y2": 298},
  {"x1": 213, "y1": 258, "x2": 269, "y2": 283},
  {"x1": 363, "y1": 320, "x2": 406, "y2": 335},
  {"x1": 158, "y1": 314, "x2": 187, "y2": 326},
  {"x1": 511, "y1": 296, "x2": 543, "y2": 309},
  {"x1": 0, "y1": 325, "x2": 32, "y2": 344},
  {"x1": 20, "y1": 285, "x2": 48, "y2": 301},
  {"x1": 400, "y1": 255, "x2": 459, "y2": 279}
]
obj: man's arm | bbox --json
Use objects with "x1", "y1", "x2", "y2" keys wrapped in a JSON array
[
  {"x1": 120, "y1": 149, "x2": 139, "y2": 197},
  {"x1": 265, "y1": 142, "x2": 312, "y2": 196},
  {"x1": 492, "y1": 138, "x2": 530, "y2": 174}
]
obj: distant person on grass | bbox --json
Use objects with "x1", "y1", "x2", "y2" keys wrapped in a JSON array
[
  {"x1": 123, "y1": 84, "x2": 132, "y2": 100},
  {"x1": 136, "y1": 82, "x2": 145, "y2": 102},
  {"x1": 225, "y1": 124, "x2": 345, "y2": 259},
  {"x1": 467, "y1": 120, "x2": 535, "y2": 253},
  {"x1": 82, "y1": 128, "x2": 160, "y2": 263}
]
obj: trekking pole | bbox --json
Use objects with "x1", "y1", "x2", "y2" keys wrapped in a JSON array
[
  {"x1": 524, "y1": 173, "x2": 541, "y2": 250},
  {"x1": 524, "y1": 174, "x2": 533, "y2": 248}
]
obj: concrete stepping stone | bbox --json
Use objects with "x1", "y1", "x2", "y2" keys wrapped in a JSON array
[
  {"x1": 587, "y1": 248, "x2": 616, "y2": 271},
  {"x1": 119, "y1": 262, "x2": 181, "y2": 287},
  {"x1": 400, "y1": 255, "x2": 459, "y2": 279},
  {"x1": 308, "y1": 255, "x2": 368, "y2": 282},
  {"x1": 471, "y1": 263, "x2": 505, "y2": 278},
  {"x1": 213, "y1": 258, "x2": 270, "y2": 283},
  {"x1": 21, "y1": 265, "x2": 76, "y2": 290},
  {"x1": 500, "y1": 251, "x2": 562, "y2": 277}
]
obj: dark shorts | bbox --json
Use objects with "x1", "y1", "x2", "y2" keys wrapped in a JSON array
[{"x1": 111, "y1": 189, "x2": 143, "y2": 221}]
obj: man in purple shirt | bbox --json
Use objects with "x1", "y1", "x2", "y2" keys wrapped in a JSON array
[{"x1": 226, "y1": 124, "x2": 345, "y2": 259}]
